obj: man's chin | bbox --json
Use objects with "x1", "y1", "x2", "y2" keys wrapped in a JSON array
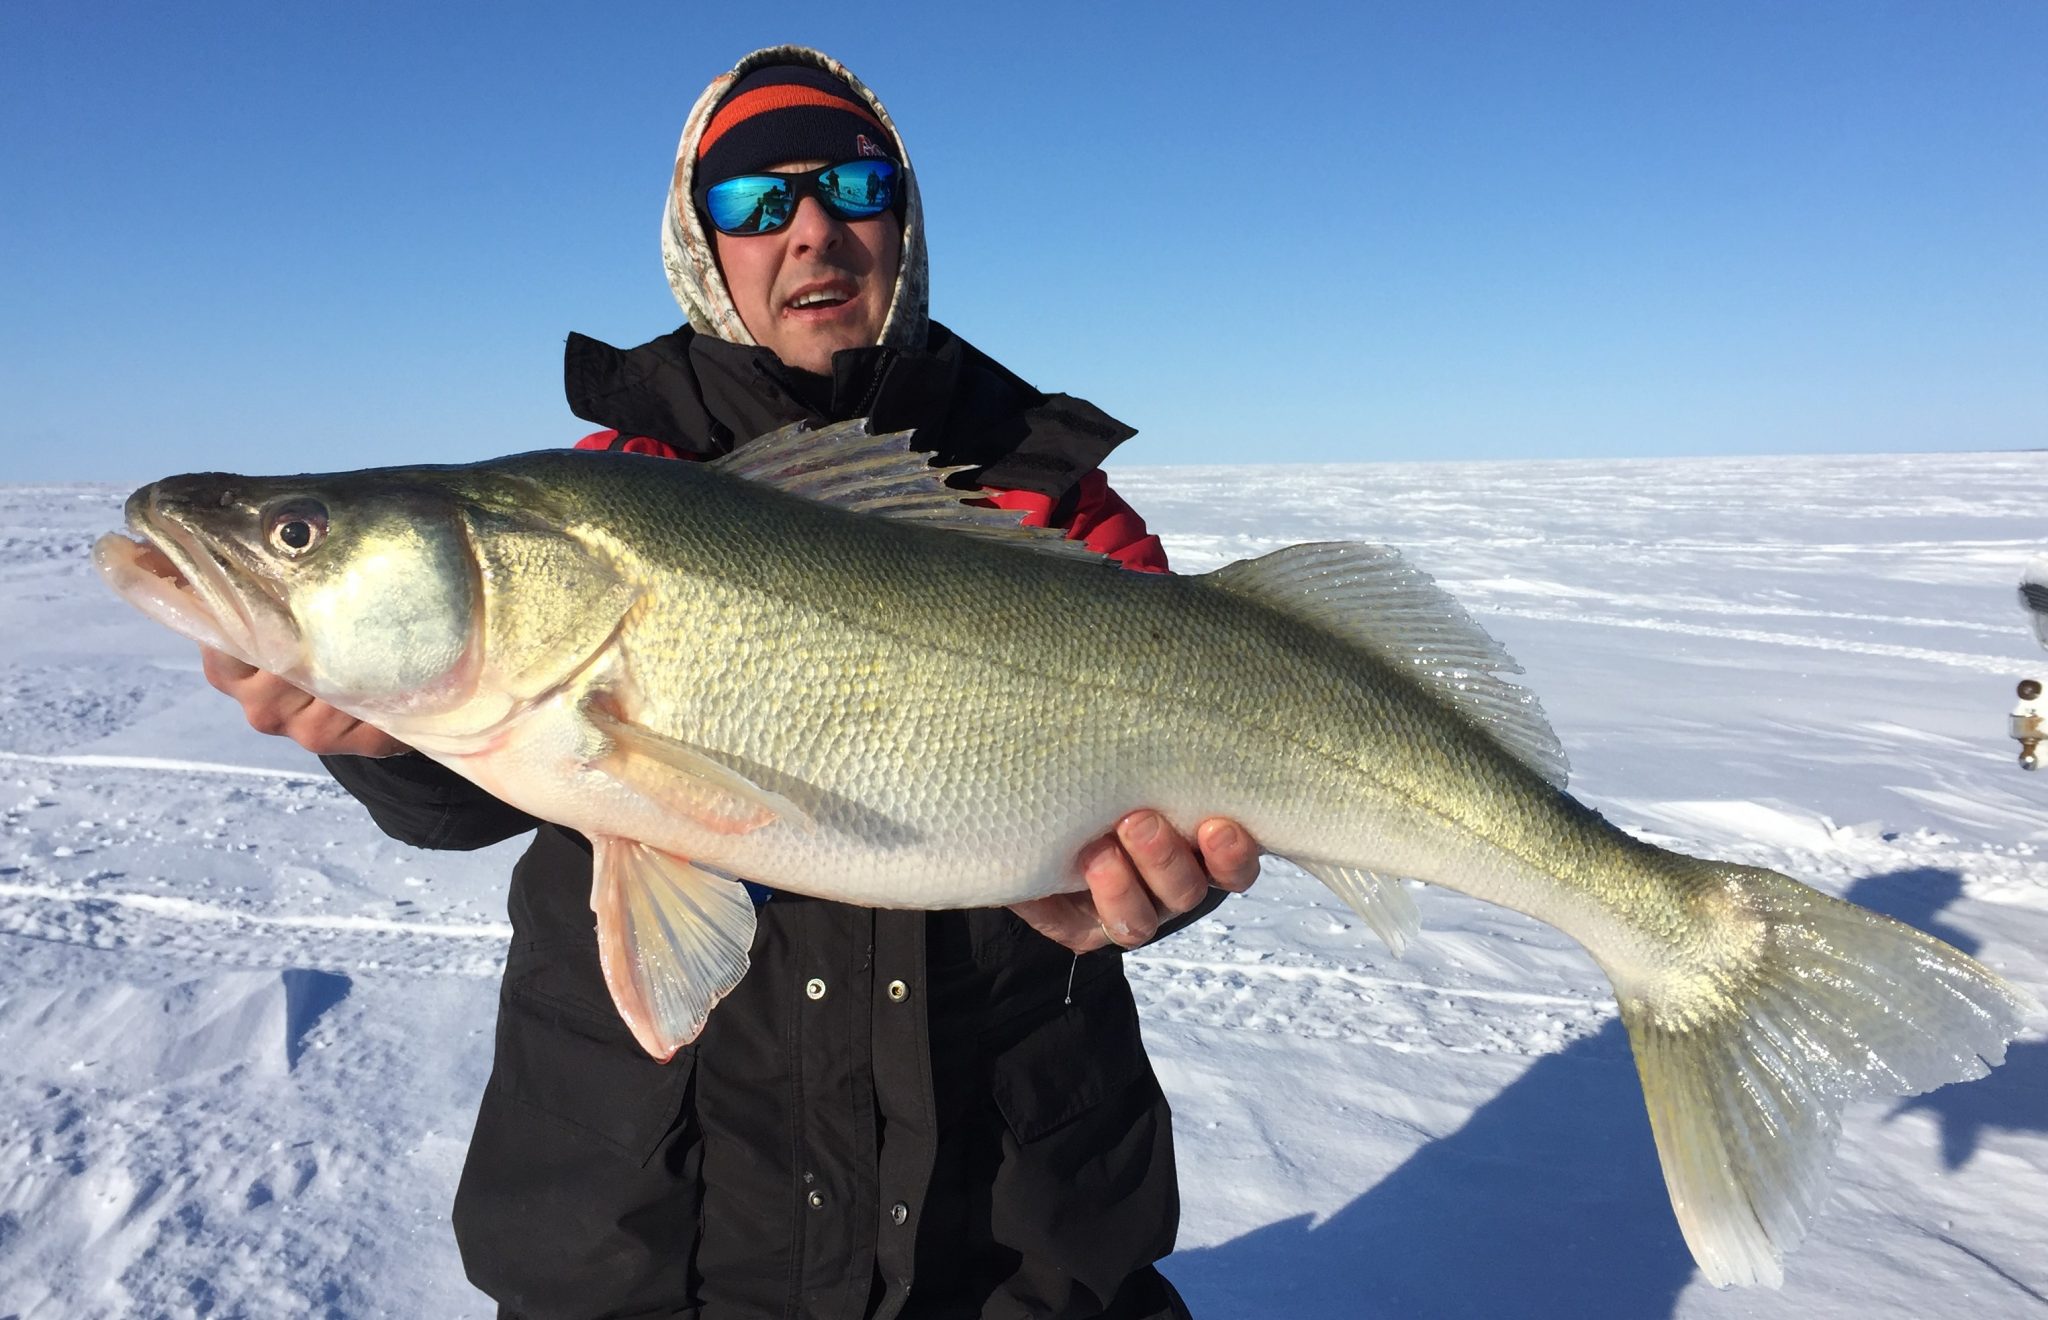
[{"x1": 774, "y1": 328, "x2": 873, "y2": 376}]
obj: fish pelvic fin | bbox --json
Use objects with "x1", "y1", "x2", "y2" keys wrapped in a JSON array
[
  {"x1": 1616, "y1": 861, "x2": 2041, "y2": 1288},
  {"x1": 1296, "y1": 861, "x2": 1420, "y2": 957},
  {"x1": 590, "y1": 836, "x2": 757, "y2": 1061}
]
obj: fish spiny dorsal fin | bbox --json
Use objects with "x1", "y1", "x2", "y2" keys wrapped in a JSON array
[
  {"x1": 709, "y1": 418, "x2": 1115, "y2": 563},
  {"x1": 1206, "y1": 542, "x2": 1569, "y2": 789}
]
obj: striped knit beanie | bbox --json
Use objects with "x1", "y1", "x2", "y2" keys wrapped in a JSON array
[{"x1": 696, "y1": 64, "x2": 900, "y2": 183}]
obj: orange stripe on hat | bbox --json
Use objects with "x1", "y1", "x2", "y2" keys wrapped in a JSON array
[{"x1": 698, "y1": 85, "x2": 886, "y2": 159}]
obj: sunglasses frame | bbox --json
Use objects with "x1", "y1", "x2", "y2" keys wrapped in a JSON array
[{"x1": 696, "y1": 159, "x2": 903, "y2": 237}]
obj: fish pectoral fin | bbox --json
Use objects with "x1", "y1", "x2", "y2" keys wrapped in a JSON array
[
  {"x1": 585, "y1": 697, "x2": 816, "y2": 835},
  {"x1": 590, "y1": 836, "x2": 757, "y2": 1061},
  {"x1": 1296, "y1": 861, "x2": 1421, "y2": 957}
]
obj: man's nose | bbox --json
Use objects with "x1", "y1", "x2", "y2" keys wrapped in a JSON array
[{"x1": 785, "y1": 195, "x2": 845, "y2": 251}]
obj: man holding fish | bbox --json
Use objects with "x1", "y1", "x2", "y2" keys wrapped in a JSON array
[
  {"x1": 103, "y1": 35, "x2": 2030, "y2": 1320},
  {"x1": 201, "y1": 46, "x2": 1254, "y2": 1320}
]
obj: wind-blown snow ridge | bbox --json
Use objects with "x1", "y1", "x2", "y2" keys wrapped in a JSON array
[
  {"x1": 1486, "y1": 607, "x2": 2020, "y2": 672},
  {"x1": 1458, "y1": 578, "x2": 2015, "y2": 633},
  {"x1": 0, "y1": 749, "x2": 331, "y2": 781},
  {"x1": 1131, "y1": 953, "x2": 1615, "y2": 1012},
  {"x1": 0, "y1": 880, "x2": 513, "y2": 940}
]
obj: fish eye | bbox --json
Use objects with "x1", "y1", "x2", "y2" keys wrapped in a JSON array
[{"x1": 265, "y1": 499, "x2": 330, "y2": 558}]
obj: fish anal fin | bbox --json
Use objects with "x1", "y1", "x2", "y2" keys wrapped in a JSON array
[
  {"x1": 586, "y1": 693, "x2": 815, "y2": 835},
  {"x1": 590, "y1": 836, "x2": 757, "y2": 1060},
  {"x1": 1298, "y1": 860, "x2": 1421, "y2": 957}
]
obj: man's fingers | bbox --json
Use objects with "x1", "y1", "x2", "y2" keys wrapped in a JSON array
[
  {"x1": 325, "y1": 718, "x2": 412, "y2": 759},
  {"x1": 1114, "y1": 810, "x2": 1211, "y2": 916},
  {"x1": 284, "y1": 702, "x2": 358, "y2": 750},
  {"x1": 245, "y1": 684, "x2": 315, "y2": 736},
  {"x1": 198, "y1": 644, "x2": 410, "y2": 757},
  {"x1": 1195, "y1": 817, "x2": 1262, "y2": 892},
  {"x1": 280, "y1": 701, "x2": 411, "y2": 758},
  {"x1": 327, "y1": 724, "x2": 407, "y2": 758},
  {"x1": 1017, "y1": 813, "x2": 1263, "y2": 954},
  {"x1": 1007, "y1": 893, "x2": 1112, "y2": 954},
  {"x1": 199, "y1": 646, "x2": 258, "y2": 691},
  {"x1": 1081, "y1": 834, "x2": 1164, "y2": 947},
  {"x1": 1016, "y1": 813, "x2": 1266, "y2": 955}
]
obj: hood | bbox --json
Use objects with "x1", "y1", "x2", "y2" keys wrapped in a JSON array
[{"x1": 661, "y1": 45, "x2": 930, "y2": 354}]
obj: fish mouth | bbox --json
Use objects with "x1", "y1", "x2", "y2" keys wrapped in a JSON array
[{"x1": 93, "y1": 498, "x2": 292, "y2": 670}]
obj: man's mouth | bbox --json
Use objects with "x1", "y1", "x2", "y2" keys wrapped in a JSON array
[{"x1": 783, "y1": 281, "x2": 859, "y2": 315}]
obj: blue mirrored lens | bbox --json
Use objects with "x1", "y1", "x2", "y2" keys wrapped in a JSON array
[
  {"x1": 815, "y1": 161, "x2": 896, "y2": 219},
  {"x1": 705, "y1": 176, "x2": 795, "y2": 235}
]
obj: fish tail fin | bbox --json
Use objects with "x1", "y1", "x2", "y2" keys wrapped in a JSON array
[{"x1": 1613, "y1": 861, "x2": 2039, "y2": 1289}]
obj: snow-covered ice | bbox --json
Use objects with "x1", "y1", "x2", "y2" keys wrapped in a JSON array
[{"x1": 2, "y1": 452, "x2": 2044, "y2": 1318}]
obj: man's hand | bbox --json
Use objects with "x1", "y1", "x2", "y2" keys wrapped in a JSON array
[
  {"x1": 200, "y1": 647, "x2": 411, "y2": 758},
  {"x1": 1010, "y1": 812, "x2": 1260, "y2": 953}
]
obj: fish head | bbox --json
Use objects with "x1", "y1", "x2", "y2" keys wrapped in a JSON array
[{"x1": 96, "y1": 467, "x2": 487, "y2": 721}]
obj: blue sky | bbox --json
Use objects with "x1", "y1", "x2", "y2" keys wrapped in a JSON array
[{"x1": 4, "y1": 1, "x2": 2043, "y2": 481}]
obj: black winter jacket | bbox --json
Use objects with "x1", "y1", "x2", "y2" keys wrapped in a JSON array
[{"x1": 323, "y1": 324, "x2": 1216, "y2": 1320}]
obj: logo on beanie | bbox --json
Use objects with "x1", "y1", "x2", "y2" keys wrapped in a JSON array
[{"x1": 856, "y1": 134, "x2": 886, "y2": 158}]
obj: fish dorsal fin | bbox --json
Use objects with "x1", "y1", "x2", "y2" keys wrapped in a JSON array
[
  {"x1": 710, "y1": 418, "x2": 1113, "y2": 563},
  {"x1": 1206, "y1": 542, "x2": 1569, "y2": 789}
]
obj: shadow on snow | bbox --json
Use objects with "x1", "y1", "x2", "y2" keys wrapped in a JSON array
[
  {"x1": 1166, "y1": 1020, "x2": 1696, "y2": 1320},
  {"x1": 1845, "y1": 867, "x2": 2045, "y2": 1168},
  {"x1": 1843, "y1": 867, "x2": 1980, "y2": 957},
  {"x1": 281, "y1": 968, "x2": 352, "y2": 1070}
]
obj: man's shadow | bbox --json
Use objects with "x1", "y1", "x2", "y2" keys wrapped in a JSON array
[
  {"x1": 1166, "y1": 867, "x2": 2039, "y2": 1319},
  {"x1": 1846, "y1": 868, "x2": 2048, "y2": 1169},
  {"x1": 1166, "y1": 1020, "x2": 1693, "y2": 1319},
  {"x1": 1844, "y1": 867, "x2": 1980, "y2": 957}
]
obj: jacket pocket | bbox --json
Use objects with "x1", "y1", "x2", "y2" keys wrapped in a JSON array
[
  {"x1": 983, "y1": 968, "x2": 1180, "y2": 1305},
  {"x1": 986, "y1": 967, "x2": 1163, "y2": 1143},
  {"x1": 490, "y1": 937, "x2": 695, "y2": 1162}
]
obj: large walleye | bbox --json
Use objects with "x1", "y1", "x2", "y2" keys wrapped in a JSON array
[{"x1": 97, "y1": 421, "x2": 2036, "y2": 1288}]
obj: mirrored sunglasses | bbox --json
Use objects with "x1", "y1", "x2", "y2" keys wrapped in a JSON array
[{"x1": 699, "y1": 159, "x2": 901, "y2": 237}]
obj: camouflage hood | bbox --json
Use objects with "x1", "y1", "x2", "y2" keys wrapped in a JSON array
[{"x1": 661, "y1": 46, "x2": 930, "y2": 353}]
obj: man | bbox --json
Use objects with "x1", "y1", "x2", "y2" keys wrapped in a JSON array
[{"x1": 205, "y1": 46, "x2": 1257, "y2": 1319}]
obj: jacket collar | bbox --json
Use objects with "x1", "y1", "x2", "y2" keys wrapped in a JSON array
[
  {"x1": 566, "y1": 324, "x2": 962, "y2": 453},
  {"x1": 563, "y1": 323, "x2": 1136, "y2": 499}
]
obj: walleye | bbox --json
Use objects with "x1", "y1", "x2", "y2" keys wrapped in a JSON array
[{"x1": 96, "y1": 420, "x2": 2037, "y2": 1288}]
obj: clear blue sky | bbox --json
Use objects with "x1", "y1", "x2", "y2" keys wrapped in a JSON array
[{"x1": 4, "y1": 1, "x2": 2043, "y2": 482}]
